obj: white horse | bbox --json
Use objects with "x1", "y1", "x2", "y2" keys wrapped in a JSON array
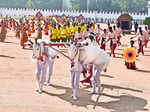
[
  {"x1": 68, "y1": 44, "x2": 110, "y2": 72},
  {"x1": 32, "y1": 39, "x2": 59, "y2": 92},
  {"x1": 68, "y1": 43, "x2": 110, "y2": 94}
]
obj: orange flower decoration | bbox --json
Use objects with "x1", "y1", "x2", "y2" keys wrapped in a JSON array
[{"x1": 123, "y1": 48, "x2": 137, "y2": 63}]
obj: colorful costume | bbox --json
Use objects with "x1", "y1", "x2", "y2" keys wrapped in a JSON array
[
  {"x1": 138, "y1": 35, "x2": 144, "y2": 54},
  {"x1": 110, "y1": 38, "x2": 117, "y2": 56},
  {"x1": 101, "y1": 38, "x2": 106, "y2": 50},
  {"x1": 60, "y1": 28, "x2": 67, "y2": 42},
  {"x1": 20, "y1": 28, "x2": 28, "y2": 48},
  {"x1": 123, "y1": 47, "x2": 137, "y2": 70}
]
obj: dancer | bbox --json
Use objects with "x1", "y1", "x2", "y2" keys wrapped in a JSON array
[
  {"x1": 124, "y1": 40, "x2": 137, "y2": 70},
  {"x1": 137, "y1": 27, "x2": 145, "y2": 55},
  {"x1": 31, "y1": 19, "x2": 35, "y2": 33},
  {"x1": 0, "y1": 21, "x2": 7, "y2": 42},
  {"x1": 107, "y1": 26, "x2": 117, "y2": 57},
  {"x1": 20, "y1": 25, "x2": 33, "y2": 49},
  {"x1": 144, "y1": 26, "x2": 149, "y2": 48},
  {"x1": 20, "y1": 25, "x2": 28, "y2": 48},
  {"x1": 15, "y1": 22, "x2": 21, "y2": 39},
  {"x1": 60, "y1": 25, "x2": 67, "y2": 42},
  {"x1": 100, "y1": 29, "x2": 107, "y2": 50},
  {"x1": 49, "y1": 24, "x2": 57, "y2": 42},
  {"x1": 116, "y1": 25, "x2": 122, "y2": 46},
  {"x1": 36, "y1": 24, "x2": 42, "y2": 40},
  {"x1": 74, "y1": 27, "x2": 83, "y2": 42}
]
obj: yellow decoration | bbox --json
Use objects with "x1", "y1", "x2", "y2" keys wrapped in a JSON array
[{"x1": 123, "y1": 48, "x2": 137, "y2": 63}]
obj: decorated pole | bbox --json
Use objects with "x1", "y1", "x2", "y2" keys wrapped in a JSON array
[{"x1": 44, "y1": 43, "x2": 72, "y2": 61}]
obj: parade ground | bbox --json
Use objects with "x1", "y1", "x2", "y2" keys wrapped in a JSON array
[{"x1": 0, "y1": 24, "x2": 150, "y2": 112}]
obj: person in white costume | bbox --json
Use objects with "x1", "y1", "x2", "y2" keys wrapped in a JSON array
[
  {"x1": 88, "y1": 33, "x2": 102, "y2": 95},
  {"x1": 70, "y1": 51, "x2": 82, "y2": 100},
  {"x1": 32, "y1": 38, "x2": 48, "y2": 94}
]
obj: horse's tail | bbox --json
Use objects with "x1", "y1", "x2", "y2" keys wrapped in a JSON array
[
  {"x1": 102, "y1": 63, "x2": 109, "y2": 72},
  {"x1": 103, "y1": 52, "x2": 110, "y2": 72}
]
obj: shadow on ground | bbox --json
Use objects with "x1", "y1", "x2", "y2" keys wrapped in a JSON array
[
  {"x1": 43, "y1": 84, "x2": 148, "y2": 112},
  {"x1": 0, "y1": 55, "x2": 15, "y2": 59},
  {"x1": 136, "y1": 69, "x2": 150, "y2": 74},
  {"x1": 2, "y1": 41, "x2": 18, "y2": 45}
]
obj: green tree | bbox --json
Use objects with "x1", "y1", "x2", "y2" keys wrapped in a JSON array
[
  {"x1": 144, "y1": 17, "x2": 150, "y2": 25},
  {"x1": 70, "y1": 0, "x2": 80, "y2": 10},
  {"x1": 25, "y1": 0, "x2": 36, "y2": 8},
  {"x1": 80, "y1": 0, "x2": 87, "y2": 10},
  {"x1": 0, "y1": 0, "x2": 149, "y2": 13}
]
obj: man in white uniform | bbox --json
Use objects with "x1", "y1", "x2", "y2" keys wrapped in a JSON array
[
  {"x1": 70, "y1": 47, "x2": 82, "y2": 100},
  {"x1": 32, "y1": 39, "x2": 48, "y2": 94},
  {"x1": 88, "y1": 33, "x2": 101, "y2": 95}
]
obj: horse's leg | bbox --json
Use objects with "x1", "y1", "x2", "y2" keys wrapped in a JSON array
[
  {"x1": 90, "y1": 65, "x2": 97, "y2": 94},
  {"x1": 94, "y1": 65, "x2": 102, "y2": 94},
  {"x1": 97, "y1": 70, "x2": 101, "y2": 95}
]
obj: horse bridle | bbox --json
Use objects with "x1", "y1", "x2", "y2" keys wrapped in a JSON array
[{"x1": 72, "y1": 46, "x2": 79, "y2": 60}]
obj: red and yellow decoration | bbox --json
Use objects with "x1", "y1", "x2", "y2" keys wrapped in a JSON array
[{"x1": 123, "y1": 48, "x2": 138, "y2": 63}]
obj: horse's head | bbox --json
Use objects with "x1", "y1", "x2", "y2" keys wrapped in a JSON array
[
  {"x1": 32, "y1": 43, "x2": 41, "y2": 59},
  {"x1": 32, "y1": 39, "x2": 47, "y2": 59},
  {"x1": 68, "y1": 44, "x2": 78, "y2": 60}
]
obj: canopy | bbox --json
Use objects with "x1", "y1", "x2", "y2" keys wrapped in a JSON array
[{"x1": 117, "y1": 14, "x2": 133, "y2": 21}]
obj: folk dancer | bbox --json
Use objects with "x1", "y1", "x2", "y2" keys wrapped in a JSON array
[
  {"x1": 125, "y1": 40, "x2": 137, "y2": 70},
  {"x1": 36, "y1": 24, "x2": 42, "y2": 40},
  {"x1": 116, "y1": 25, "x2": 122, "y2": 46},
  {"x1": 69, "y1": 23, "x2": 76, "y2": 42},
  {"x1": 31, "y1": 19, "x2": 35, "y2": 33},
  {"x1": 0, "y1": 21, "x2": 7, "y2": 42},
  {"x1": 107, "y1": 27, "x2": 117, "y2": 57},
  {"x1": 49, "y1": 24, "x2": 57, "y2": 42},
  {"x1": 60, "y1": 25, "x2": 67, "y2": 43},
  {"x1": 144, "y1": 26, "x2": 149, "y2": 48},
  {"x1": 100, "y1": 29, "x2": 107, "y2": 50},
  {"x1": 20, "y1": 25, "x2": 33, "y2": 48},
  {"x1": 137, "y1": 27, "x2": 145, "y2": 55},
  {"x1": 15, "y1": 22, "x2": 21, "y2": 39},
  {"x1": 74, "y1": 27, "x2": 83, "y2": 43}
]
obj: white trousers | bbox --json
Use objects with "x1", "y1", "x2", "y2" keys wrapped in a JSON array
[
  {"x1": 36, "y1": 61, "x2": 47, "y2": 82},
  {"x1": 47, "y1": 58, "x2": 54, "y2": 83},
  {"x1": 71, "y1": 71, "x2": 81, "y2": 97},
  {"x1": 36, "y1": 60, "x2": 47, "y2": 91},
  {"x1": 92, "y1": 65, "x2": 101, "y2": 88}
]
